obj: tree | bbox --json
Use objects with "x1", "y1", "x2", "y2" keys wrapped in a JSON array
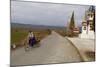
[
  {"x1": 93, "y1": 9, "x2": 95, "y2": 32},
  {"x1": 89, "y1": 6, "x2": 95, "y2": 32},
  {"x1": 68, "y1": 12, "x2": 75, "y2": 37}
]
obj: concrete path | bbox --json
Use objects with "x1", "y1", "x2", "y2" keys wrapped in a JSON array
[
  {"x1": 66, "y1": 37, "x2": 95, "y2": 62},
  {"x1": 11, "y1": 31, "x2": 82, "y2": 66}
]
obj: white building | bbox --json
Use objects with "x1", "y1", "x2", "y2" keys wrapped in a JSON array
[{"x1": 79, "y1": 6, "x2": 95, "y2": 39}]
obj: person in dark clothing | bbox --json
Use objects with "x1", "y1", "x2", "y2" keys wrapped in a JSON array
[{"x1": 28, "y1": 31, "x2": 37, "y2": 47}]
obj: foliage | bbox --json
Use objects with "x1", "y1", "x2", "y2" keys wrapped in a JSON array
[{"x1": 68, "y1": 12, "x2": 75, "y2": 37}]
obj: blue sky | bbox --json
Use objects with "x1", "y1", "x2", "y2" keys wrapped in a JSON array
[{"x1": 11, "y1": 1, "x2": 91, "y2": 27}]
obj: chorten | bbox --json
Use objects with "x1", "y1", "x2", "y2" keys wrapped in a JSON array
[{"x1": 79, "y1": 6, "x2": 95, "y2": 39}]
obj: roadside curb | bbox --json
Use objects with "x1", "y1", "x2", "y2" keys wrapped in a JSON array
[{"x1": 65, "y1": 37, "x2": 85, "y2": 62}]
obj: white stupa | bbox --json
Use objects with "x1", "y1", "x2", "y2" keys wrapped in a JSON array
[{"x1": 79, "y1": 6, "x2": 95, "y2": 39}]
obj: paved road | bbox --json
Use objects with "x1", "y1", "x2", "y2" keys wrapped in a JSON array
[{"x1": 11, "y1": 31, "x2": 82, "y2": 66}]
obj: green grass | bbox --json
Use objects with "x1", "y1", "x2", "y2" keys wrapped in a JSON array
[
  {"x1": 11, "y1": 28, "x2": 50, "y2": 46},
  {"x1": 11, "y1": 30, "x2": 28, "y2": 44}
]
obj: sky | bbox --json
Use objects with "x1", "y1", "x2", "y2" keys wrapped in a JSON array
[{"x1": 11, "y1": 1, "x2": 91, "y2": 27}]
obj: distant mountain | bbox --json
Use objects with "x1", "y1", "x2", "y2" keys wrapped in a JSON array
[{"x1": 11, "y1": 23, "x2": 66, "y2": 30}]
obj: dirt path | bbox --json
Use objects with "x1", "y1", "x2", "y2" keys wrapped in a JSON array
[{"x1": 11, "y1": 31, "x2": 82, "y2": 66}]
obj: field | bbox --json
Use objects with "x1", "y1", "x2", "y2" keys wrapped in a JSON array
[
  {"x1": 11, "y1": 23, "x2": 68, "y2": 49},
  {"x1": 11, "y1": 28, "x2": 52, "y2": 47}
]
